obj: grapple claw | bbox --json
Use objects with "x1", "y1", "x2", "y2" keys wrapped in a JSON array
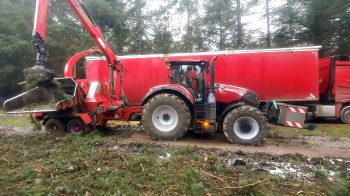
[{"x1": 23, "y1": 65, "x2": 54, "y2": 86}]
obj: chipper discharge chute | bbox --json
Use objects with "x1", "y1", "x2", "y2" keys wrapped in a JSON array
[{"x1": 3, "y1": 78, "x2": 77, "y2": 114}]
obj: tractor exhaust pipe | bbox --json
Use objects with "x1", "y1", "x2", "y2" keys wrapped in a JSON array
[
  {"x1": 205, "y1": 56, "x2": 218, "y2": 123},
  {"x1": 210, "y1": 56, "x2": 218, "y2": 93}
]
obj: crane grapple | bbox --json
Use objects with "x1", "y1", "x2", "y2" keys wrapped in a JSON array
[{"x1": 24, "y1": 65, "x2": 55, "y2": 87}]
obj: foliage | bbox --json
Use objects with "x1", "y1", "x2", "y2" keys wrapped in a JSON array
[{"x1": 0, "y1": 132, "x2": 349, "y2": 195}]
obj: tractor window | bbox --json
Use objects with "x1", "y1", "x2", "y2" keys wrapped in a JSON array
[{"x1": 170, "y1": 64, "x2": 205, "y2": 102}]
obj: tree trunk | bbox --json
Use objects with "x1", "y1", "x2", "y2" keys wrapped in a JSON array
[
  {"x1": 236, "y1": 0, "x2": 243, "y2": 48},
  {"x1": 266, "y1": 0, "x2": 271, "y2": 47}
]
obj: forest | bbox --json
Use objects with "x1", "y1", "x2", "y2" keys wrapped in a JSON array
[{"x1": 0, "y1": 0, "x2": 350, "y2": 101}]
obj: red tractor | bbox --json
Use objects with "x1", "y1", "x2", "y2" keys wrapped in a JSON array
[{"x1": 3, "y1": 0, "x2": 267, "y2": 145}]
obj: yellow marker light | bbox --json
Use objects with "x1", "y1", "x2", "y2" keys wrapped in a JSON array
[{"x1": 203, "y1": 121, "x2": 209, "y2": 127}]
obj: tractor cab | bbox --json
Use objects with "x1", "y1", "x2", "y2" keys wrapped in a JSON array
[
  {"x1": 167, "y1": 58, "x2": 217, "y2": 129},
  {"x1": 167, "y1": 60, "x2": 209, "y2": 103}
]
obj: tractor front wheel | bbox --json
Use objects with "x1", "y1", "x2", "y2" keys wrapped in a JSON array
[
  {"x1": 223, "y1": 105, "x2": 266, "y2": 146},
  {"x1": 66, "y1": 118, "x2": 91, "y2": 136},
  {"x1": 142, "y1": 93, "x2": 191, "y2": 140}
]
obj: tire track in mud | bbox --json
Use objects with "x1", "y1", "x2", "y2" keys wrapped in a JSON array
[
  {"x1": 1, "y1": 123, "x2": 350, "y2": 158},
  {"x1": 117, "y1": 131, "x2": 350, "y2": 159}
]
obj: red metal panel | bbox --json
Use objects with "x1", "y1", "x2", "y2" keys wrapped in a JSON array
[
  {"x1": 214, "y1": 51, "x2": 320, "y2": 101},
  {"x1": 33, "y1": 0, "x2": 49, "y2": 40},
  {"x1": 319, "y1": 57, "x2": 331, "y2": 96},
  {"x1": 85, "y1": 58, "x2": 109, "y2": 82},
  {"x1": 334, "y1": 64, "x2": 350, "y2": 96},
  {"x1": 83, "y1": 48, "x2": 322, "y2": 105},
  {"x1": 119, "y1": 57, "x2": 170, "y2": 105},
  {"x1": 64, "y1": 48, "x2": 100, "y2": 78},
  {"x1": 79, "y1": 113, "x2": 92, "y2": 124}
]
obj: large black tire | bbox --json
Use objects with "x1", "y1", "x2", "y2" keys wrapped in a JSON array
[
  {"x1": 223, "y1": 105, "x2": 267, "y2": 146},
  {"x1": 66, "y1": 118, "x2": 91, "y2": 136},
  {"x1": 45, "y1": 118, "x2": 66, "y2": 133},
  {"x1": 341, "y1": 106, "x2": 350, "y2": 124},
  {"x1": 142, "y1": 93, "x2": 191, "y2": 140}
]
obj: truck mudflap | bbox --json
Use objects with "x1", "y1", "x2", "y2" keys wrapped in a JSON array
[{"x1": 3, "y1": 78, "x2": 77, "y2": 113}]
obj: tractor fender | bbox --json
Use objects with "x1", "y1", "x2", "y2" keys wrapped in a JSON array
[
  {"x1": 218, "y1": 91, "x2": 260, "y2": 122},
  {"x1": 140, "y1": 84, "x2": 195, "y2": 109},
  {"x1": 218, "y1": 101, "x2": 245, "y2": 122}
]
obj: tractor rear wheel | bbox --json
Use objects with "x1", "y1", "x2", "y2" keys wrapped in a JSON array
[
  {"x1": 45, "y1": 118, "x2": 65, "y2": 134},
  {"x1": 142, "y1": 93, "x2": 191, "y2": 140},
  {"x1": 340, "y1": 106, "x2": 350, "y2": 124},
  {"x1": 223, "y1": 105, "x2": 266, "y2": 146},
  {"x1": 66, "y1": 118, "x2": 91, "y2": 136}
]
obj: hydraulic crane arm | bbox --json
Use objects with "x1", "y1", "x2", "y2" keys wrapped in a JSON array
[{"x1": 26, "y1": 0, "x2": 119, "y2": 82}]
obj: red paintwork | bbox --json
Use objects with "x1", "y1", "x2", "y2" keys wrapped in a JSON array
[
  {"x1": 145, "y1": 84, "x2": 195, "y2": 104},
  {"x1": 64, "y1": 47, "x2": 100, "y2": 78},
  {"x1": 64, "y1": 0, "x2": 118, "y2": 67},
  {"x1": 33, "y1": 0, "x2": 49, "y2": 40},
  {"x1": 215, "y1": 84, "x2": 248, "y2": 103},
  {"x1": 334, "y1": 62, "x2": 350, "y2": 117},
  {"x1": 32, "y1": 112, "x2": 43, "y2": 118},
  {"x1": 62, "y1": 46, "x2": 350, "y2": 123},
  {"x1": 334, "y1": 61, "x2": 350, "y2": 96},
  {"x1": 33, "y1": 0, "x2": 125, "y2": 124},
  {"x1": 318, "y1": 57, "x2": 350, "y2": 118},
  {"x1": 35, "y1": 0, "x2": 118, "y2": 67},
  {"x1": 212, "y1": 51, "x2": 320, "y2": 102},
  {"x1": 80, "y1": 113, "x2": 92, "y2": 124},
  {"x1": 119, "y1": 106, "x2": 141, "y2": 121},
  {"x1": 77, "y1": 48, "x2": 320, "y2": 105},
  {"x1": 77, "y1": 56, "x2": 251, "y2": 106},
  {"x1": 319, "y1": 57, "x2": 331, "y2": 96}
]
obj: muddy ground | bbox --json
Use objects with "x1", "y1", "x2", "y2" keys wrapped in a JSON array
[
  {"x1": 1, "y1": 115, "x2": 350, "y2": 195},
  {"x1": 0, "y1": 116, "x2": 349, "y2": 158},
  {"x1": 116, "y1": 129, "x2": 350, "y2": 159}
]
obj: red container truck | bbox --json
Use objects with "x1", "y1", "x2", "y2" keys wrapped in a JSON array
[{"x1": 81, "y1": 46, "x2": 350, "y2": 124}]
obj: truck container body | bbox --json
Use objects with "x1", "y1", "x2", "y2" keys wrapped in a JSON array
[
  {"x1": 83, "y1": 46, "x2": 350, "y2": 122},
  {"x1": 84, "y1": 47, "x2": 321, "y2": 105}
]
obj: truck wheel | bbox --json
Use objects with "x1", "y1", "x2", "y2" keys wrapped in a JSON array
[
  {"x1": 341, "y1": 106, "x2": 350, "y2": 124},
  {"x1": 45, "y1": 118, "x2": 65, "y2": 133},
  {"x1": 66, "y1": 118, "x2": 91, "y2": 136},
  {"x1": 223, "y1": 105, "x2": 266, "y2": 146},
  {"x1": 142, "y1": 93, "x2": 191, "y2": 140}
]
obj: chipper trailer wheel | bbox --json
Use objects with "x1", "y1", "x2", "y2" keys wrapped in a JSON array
[
  {"x1": 142, "y1": 93, "x2": 191, "y2": 140},
  {"x1": 223, "y1": 105, "x2": 267, "y2": 146},
  {"x1": 45, "y1": 118, "x2": 66, "y2": 134},
  {"x1": 341, "y1": 105, "x2": 350, "y2": 124},
  {"x1": 66, "y1": 118, "x2": 91, "y2": 136}
]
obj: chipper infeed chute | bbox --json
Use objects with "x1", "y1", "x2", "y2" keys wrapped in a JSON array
[{"x1": 3, "y1": 78, "x2": 77, "y2": 114}]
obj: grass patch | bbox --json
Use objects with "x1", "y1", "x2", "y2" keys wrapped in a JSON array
[
  {"x1": 326, "y1": 180, "x2": 350, "y2": 196},
  {"x1": 0, "y1": 115, "x2": 32, "y2": 127},
  {"x1": 271, "y1": 123, "x2": 350, "y2": 138},
  {"x1": 314, "y1": 168, "x2": 329, "y2": 180},
  {"x1": 0, "y1": 134, "x2": 349, "y2": 195}
]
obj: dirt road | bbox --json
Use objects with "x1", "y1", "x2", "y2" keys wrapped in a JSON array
[
  {"x1": 1, "y1": 123, "x2": 350, "y2": 158},
  {"x1": 116, "y1": 130, "x2": 350, "y2": 158}
]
